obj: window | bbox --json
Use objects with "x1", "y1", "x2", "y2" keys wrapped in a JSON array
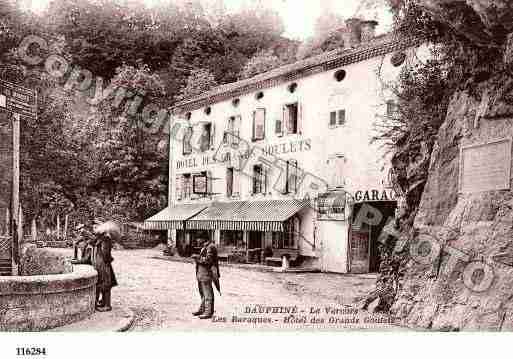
[
  {"x1": 252, "y1": 108, "x2": 265, "y2": 141},
  {"x1": 288, "y1": 83, "x2": 298, "y2": 93},
  {"x1": 183, "y1": 126, "x2": 193, "y2": 155},
  {"x1": 223, "y1": 116, "x2": 240, "y2": 147},
  {"x1": 252, "y1": 164, "x2": 265, "y2": 195},
  {"x1": 329, "y1": 109, "x2": 345, "y2": 128},
  {"x1": 391, "y1": 52, "x2": 406, "y2": 67},
  {"x1": 285, "y1": 159, "x2": 299, "y2": 194},
  {"x1": 275, "y1": 116, "x2": 283, "y2": 136},
  {"x1": 272, "y1": 230, "x2": 297, "y2": 249},
  {"x1": 226, "y1": 167, "x2": 234, "y2": 197},
  {"x1": 221, "y1": 230, "x2": 244, "y2": 248},
  {"x1": 386, "y1": 100, "x2": 399, "y2": 118},
  {"x1": 199, "y1": 123, "x2": 212, "y2": 152},
  {"x1": 176, "y1": 174, "x2": 192, "y2": 200},
  {"x1": 334, "y1": 69, "x2": 347, "y2": 82},
  {"x1": 193, "y1": 171, "x2": 210, "y2": 196},
  {"x1": 283, "y1": 103, "x2": 298, "y2": 134}
]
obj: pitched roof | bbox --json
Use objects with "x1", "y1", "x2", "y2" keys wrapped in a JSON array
[{"x1": 172, "y1": 32, "x2": 423, "y2": 114}]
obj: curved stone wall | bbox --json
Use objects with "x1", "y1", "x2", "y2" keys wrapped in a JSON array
[
  {"x1": 21, "y1": 245, "x2": 73, "y2": 275},
  {"x1": 0, "y1": 264, "x2": 97, "y2": 331}
]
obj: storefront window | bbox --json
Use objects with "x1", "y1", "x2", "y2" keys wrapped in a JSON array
[
  {"x1": 272, "y1": 232, "x2": 296, "y2": 249},
  {"x1": 221, "y1": 230, "x2": 244, "y2": 249}
]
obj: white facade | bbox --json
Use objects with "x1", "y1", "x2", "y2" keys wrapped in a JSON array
[{"x1": 163, "y1": 34, "x2": 425, "y2": 273}]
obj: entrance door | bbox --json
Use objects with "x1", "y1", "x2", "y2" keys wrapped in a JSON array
[
  {"x1": 248, "y1": 231, "x2": 262, "y2": 249},
  {"x1": 248, "y1": 231, "x2": 263, "y2": 263},
  {"x1": 349, "y1": 229, "x2": 371, "y2": 274},
  {"x1": 319, "y1": 221, "x2": 348, "y2": 273}
]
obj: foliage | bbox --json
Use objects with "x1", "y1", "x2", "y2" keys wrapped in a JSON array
[
  {"x1": 239, "y1": 50, "x2": 282, "y2": 80},
  {"x1": 176, "y1": 67, "x2": 218, "y2": 101},
  {"x1": 0, "y1": 0, "x2": 294, "y2": 230}
]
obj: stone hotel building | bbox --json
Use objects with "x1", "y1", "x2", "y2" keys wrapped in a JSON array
[{"x1": 145, "y1": 19, "x2": 424, "y2": 273}]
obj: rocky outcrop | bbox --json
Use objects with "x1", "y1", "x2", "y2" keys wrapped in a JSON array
[{"x1": 392, "y1": 83, "x2": 513, "y2": 330}]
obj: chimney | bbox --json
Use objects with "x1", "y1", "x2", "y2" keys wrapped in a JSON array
[
  {"x1": 344, "y1": 18, "x2": 362, "y2": 49},
  {"x1": 361, "y1": 20, "x2": 378, "y2": 42}
]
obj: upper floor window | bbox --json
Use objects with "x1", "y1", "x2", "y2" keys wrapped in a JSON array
[
  {"x1": 285, "y1": 159, "x2": 299, "y2": 194},
  {"x1": 226, "y1": 167, "x2": 234, "y2": 198},
  {"x1": 223, "y1": 115, "x2": 241, "y2": 147},
  {"x1": 199, "y1": 122, "x2": 213, "y2": 152},
  {"x1": 176, "y1": 173, "x2": 192, "y2": 200},
  {"x1": 329, "y1": 109, "x2": 346, "y2": 128},
  {"x1": 252, "y1": 164, "x2": 267, "y2": 195},
  {"x1": 391, "y1": 52, "x2": 406, "y2": 67},
  {"x1": 183, "y1": 126, "x2": 193, "y2": 155},
  {"x1": 252, "y1": 108, "x2": 266, "y2": 141},
  {"x1": 386, "y1": 100, "x2": 399, "y2": 118},
  {"x1": 284, "y1": 103, "x2": 299, "y2": 135}
]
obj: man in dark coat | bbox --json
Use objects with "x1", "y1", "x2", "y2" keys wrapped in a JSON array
[
  {"x1": 192, "y1": 238, "x2": 220, "y2": 319},
  {"x1": 72, "y1": 232, "x2": 118, "y2": 312}
]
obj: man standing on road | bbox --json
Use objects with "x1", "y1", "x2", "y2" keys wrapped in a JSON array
[{"x1": 192, "y1": 237, "x2": 220, "y2": 319}]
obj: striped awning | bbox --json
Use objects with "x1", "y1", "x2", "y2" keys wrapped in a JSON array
[
  {"x1": 143, "y1": 203, "x2": 209, "y2": 230},
  {"x1": 186, "y1": 199, "x2": 309, "y2": 232}
]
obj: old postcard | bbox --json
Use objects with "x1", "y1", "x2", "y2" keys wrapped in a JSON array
[{"x1": 1, "y1": 0, "x2": 513, "y2": 350}]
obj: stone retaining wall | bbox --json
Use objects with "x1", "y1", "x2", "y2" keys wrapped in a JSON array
[{"x1": 0, "y1": 264, "x2": 97, "y2": 331}]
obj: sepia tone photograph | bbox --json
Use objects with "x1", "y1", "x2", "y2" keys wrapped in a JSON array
[{"x1": 1, "y1": 0, "x2": 513, "y2": 344}]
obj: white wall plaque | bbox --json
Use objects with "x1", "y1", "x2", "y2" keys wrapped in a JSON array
[{"x1": 459, "y1": 138, "x2": 512, "y2": 193}]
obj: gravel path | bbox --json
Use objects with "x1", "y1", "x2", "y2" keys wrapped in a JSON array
[{"x1": 56, "y1": 248, "x2": 402, "y2": 331}]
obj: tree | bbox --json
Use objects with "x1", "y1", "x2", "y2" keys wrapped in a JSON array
[
  {"x1": 239, "y1": 50, "x2": 282, "y2": 79},
  {"x1": 176, "y1": 68, "x2": 218, "y2": 101}
]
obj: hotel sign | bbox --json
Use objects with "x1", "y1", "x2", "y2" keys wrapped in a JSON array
[{"x1": 177, "y1": 138, "x2": 312, "y2": 170}]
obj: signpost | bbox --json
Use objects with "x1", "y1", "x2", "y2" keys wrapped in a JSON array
[{"x1": 0, "y1": 79, "x2": 37, "y2": 275}]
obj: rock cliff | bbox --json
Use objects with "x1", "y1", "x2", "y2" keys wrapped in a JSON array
[
  {"x1": 388, "y1": 0, "x2": 513, "y2": 330},
  {"x1": 392, "y1": 83, "x2": 513, "y2": 330}
]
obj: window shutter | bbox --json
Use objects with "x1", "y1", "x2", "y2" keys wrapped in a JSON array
[
  {"x1": 276, "y1": 109, "x2": 283, "y2": 136},
  {"x1": 338, "y1": 109, "x2": 346, "y2": 126},
  {"x1": 175, "y1": 175, "x2": 183, "y2": 201},
  {"x1": 234, "y1": 115, "x2": 241, "y2": 146},
  {"x1": 190, "y1": 173, "x2": 199, "y2": 200},
  {"x1": 329, "y1": 111, "x2": 337, "y2": 127},
  {"x1": 290, "y1": 159, "x2": 298, "y2": 193},
  {"x1": 263, "y1": 166, "x2": 269, "y2": 194},
  {"x1": 253, "y1": 109, "x2": 265, "y2": 140},
  {"x1": 223, "y1": 118, "x2": 230, "y2": 145},
  {"x1": 297, "y1": 102, "x2": 303, "y2": 134},
  {"x1": 226, "y1": 168, "x2": 233, "y2": 197},
  {"x1": 207, "y1": 170, "x2": 213, "y2": 196},
  {"x1": 283, "y1": 105, "x2": 290, "y2": 135},
  {"x1": 209, "y1": 122, "x2": 215, "y2": 150},
  {"x1": 233, "y1": 169, "x2": 240, "y2": 197}
]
